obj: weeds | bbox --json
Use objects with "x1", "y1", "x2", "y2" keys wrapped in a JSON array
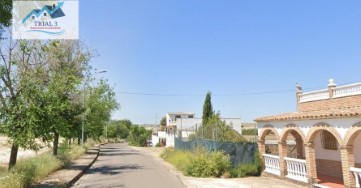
[{"x1": 161, "y1": 148, "x2": 262, "y2": 178}]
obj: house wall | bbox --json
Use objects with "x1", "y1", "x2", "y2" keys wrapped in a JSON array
[
  {"x1": 166, "y1": 113, "x2": 195, "y2": 126},
  {"x1": 314, "y1": 132, "x2": 341, "y2": 161},
  {"x1": 354, "y1": 133, "x2": 361, "y2": 164},
  {"x1": 298, "y1": 95, "x2": 361, "y2": 112},
  {"x1": 152, "y1": 135, "x2": 159, "y2": 147}
]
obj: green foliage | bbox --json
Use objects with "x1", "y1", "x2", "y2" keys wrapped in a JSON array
[
  {"x1": 197, "y1": 113, "x2": 245, "y2": 143},
  {"x1": 202, "y1": 91, "x2": 214, "y2": 126},
  {"x1": 160, "y1": 116, "x2": 166, "y2": 131},
  {"x1": 242, "y1": 129, "x2": 258, "y2": 135},
  {"x1": 0, "y1": 153, "x2": 62, "y2": 188},
  {"x1": 127, "y1": 125, "x2": 151, "y2": 147},
  {"x1": 155, "y1": 143, "x2": 162, "y2": 147},
  {"x1": 85, "y1": 80, "x2": 119, "y2": 139},
  {"x1": 186, "y1": 149, "x2": 231, "y2": 177},
  {"x1": 161, "y1": 148, "x2": 231, "y2": 178},
  {"x1": 107, "y1": 119, "x2": 132, "y2": 139},
  {"x1": 0, "y1": 0, "x2": 12, "y2": 28},
  {"x1": 230, "y1": 150, "x2": 263, "y2": 177},
  {"x1": 0, "y1": 140, "x2": 95, "y2": 187}
]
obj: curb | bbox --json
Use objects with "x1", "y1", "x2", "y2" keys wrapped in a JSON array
[{"x1": 65, "y1": 143, "x2": 104, "y2": 187}]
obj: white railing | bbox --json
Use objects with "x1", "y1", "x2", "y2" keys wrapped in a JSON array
[
  {"x1": 284, "y1": 157, "x2": 308, "y2": 183},
  {"x1": 299, "y1": 89, "x2": 329, "y2": 103},
  {"x1": 350, "y1": 167, "x2": 361, "y2": 188},
  {"x1": 333, "y1": 83, "x2": 361, "y2": 99},
  {"x1": 263, "y1": 154, "x2": 281, "y2": 176}
]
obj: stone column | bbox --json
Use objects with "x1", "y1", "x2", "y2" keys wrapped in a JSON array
[
  {"x1": 340, "y1": 145, "x2": 355, "y2": 188},
  {"x1": 305, "y1": 142, "x2": 317, "y2": 183},
  {"x1": 258, "y1": 139, "x2": 266, "y2": 169}
]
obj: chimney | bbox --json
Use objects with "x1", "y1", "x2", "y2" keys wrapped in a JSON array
[
  {"x1": 296, "y1": 83, "x2": 302, "y2": 103},
  {"x1": 328, "y1": 79, "x2": 337, "y2": 98}
]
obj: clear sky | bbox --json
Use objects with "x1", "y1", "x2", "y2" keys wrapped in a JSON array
[{"x1": 79, "y1": 1, "x2": 361, "y2": 124}]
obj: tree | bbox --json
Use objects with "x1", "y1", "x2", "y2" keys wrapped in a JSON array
[
  {"x1": 0, "y1": 39, "x2": 47, "y2": 169},
  {"x1": 197, "y1": 113, "x2": 245, "y2": 143},
  {"x1": 84, "y1": 79, "x2": 119, "y2": 139},
  {"x1": 202, "y1": 91, "x2": 214, "y2": 126},
  {"x1": 0, "y1": 0, "x2": 12, "y2": 28},
  {"x1": 160, "y1": 116, "x2": 166, "y2": 131},
  {"x1": 33, "y1": 40, "x2": 91, "y2": 156}
]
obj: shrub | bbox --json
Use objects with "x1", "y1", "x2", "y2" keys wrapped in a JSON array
[
  {"x1": 155, "y1": 143, "x2": 161, "y2": 147},
  {"x1": 242, "y1": 129, "x2": 258, "y2": 135},
  {"x1": 185, "y1": 148, "x2": 230, "y2": 177},
  {"x1": 161, "y1": 148, "x2": 231, "y2": 178},
  {"x1": 230, "y1": 150, "x2": 263, "y2": 177}
]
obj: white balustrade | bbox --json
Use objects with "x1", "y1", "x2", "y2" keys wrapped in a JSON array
[
  {"x1": 350, "y1": 167, "x2": 361, "y2": 188},
  {"x1": 284, "y1": 157, "x2": 308, "y2": 183},
  {"x1": 333, "y1": 83, "x2": 361, "y2": 98},
  {"x1": 263, "y1": 154, "x2": 281, "y2": 176},
  {"x1": 299, "y1": 89, "x2": 329, "y2": 103}
]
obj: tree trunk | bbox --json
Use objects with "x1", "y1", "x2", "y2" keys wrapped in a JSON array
[
  {"x1": 53, "y1": 132, "x2": 59, "y2": 156},
  {"x1": 8, "y1": 143, "x2": 19, "y2": 170},
  {"x1": 77, "y1": 137, "x2": 81, "y2": 145},
  {"x1": 68, "y1": 138, "x2": 71, "y2": 145}
]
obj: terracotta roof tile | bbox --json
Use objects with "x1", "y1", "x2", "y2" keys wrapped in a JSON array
[{"x1": 255, "y1": 106, "x2": 361, "y2": 122}]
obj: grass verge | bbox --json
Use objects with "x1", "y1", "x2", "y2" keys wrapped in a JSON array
[{"x1": 0, "y1": 140, "x2": 97, "y2": 188}]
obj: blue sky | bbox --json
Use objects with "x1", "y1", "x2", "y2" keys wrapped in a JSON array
[{"x1": 80, "y1": 1, "x2": 361, "y2": 124}]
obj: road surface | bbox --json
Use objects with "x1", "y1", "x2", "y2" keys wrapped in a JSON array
[{"x1": 72, "y1": 143, "x2": 185, "y2": 188}]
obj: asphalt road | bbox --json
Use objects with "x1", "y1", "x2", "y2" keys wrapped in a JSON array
[{"x1": 72, "y1": 143, "x2": 185, "y2": 188}]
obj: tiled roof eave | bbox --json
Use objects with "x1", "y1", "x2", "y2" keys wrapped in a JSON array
[{"x1": 255, "y1": 113, "x2": 361, "y2": 123}]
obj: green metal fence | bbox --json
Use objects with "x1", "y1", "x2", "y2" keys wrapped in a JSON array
[{"x1": 174, "y1": 137, "x2": 258, "y2": 166}]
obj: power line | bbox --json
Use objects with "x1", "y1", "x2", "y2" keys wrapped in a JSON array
[{"x1": 116, "y1": 86, "x2": 324, "y2": 97}]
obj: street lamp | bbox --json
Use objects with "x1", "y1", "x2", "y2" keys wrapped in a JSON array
[{"x1": 81, "y1": 70, "x2": 107, "y2": 145}]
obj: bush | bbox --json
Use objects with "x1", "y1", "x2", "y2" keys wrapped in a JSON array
[
  {"x1": 230, "y1": 150, "x2": 263, "y2": 177},
  {"x1": 186, "y1": 148, "x2": 230, "y2": 177},
  {"x1": 161, "y1": 148, "x2": 231, "y2": 178},
  {"x1": 161, "y1": 148, "x2": 262, "y2": 179},
  {"x1": 242, "y1": 129, "x2": 258, "y2": 135},
  {"x1": 155, "y1": 143, "x2": 161, "y2": 147}
]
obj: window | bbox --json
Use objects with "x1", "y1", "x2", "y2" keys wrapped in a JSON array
[
  {"x1": 32, "y1": 16, "x2": 35, "y2": 19},
  {"x1": 188, "y1": 115, "x2": 194, "y2": 118},
  {"x1": 175, "y1": 115, "x2": 181, "y2": 120},
  {"x1": 321, "y1": 130, "x2": 338, "y2": 150},
  {"x1": 44, "y1": 13, "x2": 47, "y2": 16}
]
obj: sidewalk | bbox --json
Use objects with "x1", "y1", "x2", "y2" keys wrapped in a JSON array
[{"x1": 32, "y1": 145, "x2": 100, "y2": 188}]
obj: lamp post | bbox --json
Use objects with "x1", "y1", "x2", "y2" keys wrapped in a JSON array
[{"x1": 81, "y1": 70, "x2": 107, "y2": 145}]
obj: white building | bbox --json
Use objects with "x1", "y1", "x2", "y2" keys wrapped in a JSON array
[
  {"x1": 154, "y1": 112, "x2": 242, "y2": 147},
  {"x1": 255, "y1": 79, "x2": 361, "y2": 188}
]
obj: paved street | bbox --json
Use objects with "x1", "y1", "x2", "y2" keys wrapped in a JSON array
[{"x1": 72, "y1": 143, "x2": 185, "y2": 188}]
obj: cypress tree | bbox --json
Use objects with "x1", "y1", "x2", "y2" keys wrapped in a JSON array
[{"x1": 202, "y1": 91, "x2": 214, "y2": 126}]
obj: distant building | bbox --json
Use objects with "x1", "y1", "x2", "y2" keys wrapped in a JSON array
[{"x1": 151, "y1": 112, "x2": 242, "y2": 147}]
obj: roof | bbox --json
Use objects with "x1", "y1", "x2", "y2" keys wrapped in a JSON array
[
  {"x1": 255, "y1": 106, "x2": 361, "y2": 122},
  {"x1": 167, "y1": 112, "x2": 195, "y2": 115}
]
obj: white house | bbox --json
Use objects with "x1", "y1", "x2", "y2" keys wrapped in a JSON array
[
  {"x1": 255, "y1": 79, "x2": 361, "y2": 188},
  {"x1": 158, "y1": 112, "x2": 242, "y2": 147}
]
